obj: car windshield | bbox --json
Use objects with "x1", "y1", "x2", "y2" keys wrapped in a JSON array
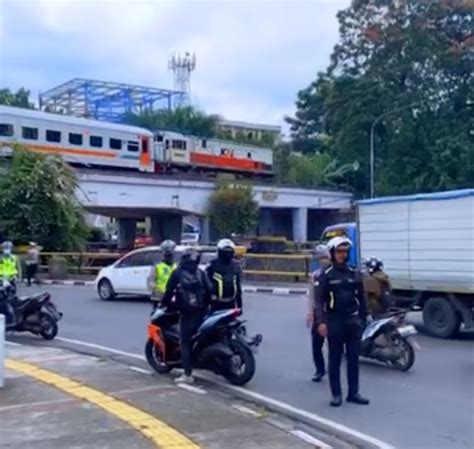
[{"x1": 320, "y1": 227, "x2": 349, "y2": 243}]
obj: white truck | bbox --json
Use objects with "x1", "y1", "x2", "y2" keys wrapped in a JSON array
[{"x1": 357, "y1": 189, "x2": 474, "y2": 338}]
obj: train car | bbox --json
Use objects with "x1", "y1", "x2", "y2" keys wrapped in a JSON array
[
  {"x1": 0, "y1": 106, "x2": 273, "y2": 178},
  {"x1": 0, "y1": 106, "x2": 154, "y2": 172},
  {"x1": 153, "y1": 130, "x2": 273, "y2": 177}
]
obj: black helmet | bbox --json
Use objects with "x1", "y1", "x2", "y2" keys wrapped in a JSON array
[
  {"x1": 180, "y1": 246, "x2": 201, "y2": 267},
  {"x1": 364, "y1": 257, "x2": 384, "y2": 274}
]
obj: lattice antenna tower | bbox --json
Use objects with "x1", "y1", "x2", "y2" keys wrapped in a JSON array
[{"x1": 168, "y1": 52, "x2": 196, "y2": 106}]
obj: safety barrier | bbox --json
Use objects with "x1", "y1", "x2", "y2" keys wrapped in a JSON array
[{"x1": 31, "y1": 251, "x2": 312, "y2": 281}]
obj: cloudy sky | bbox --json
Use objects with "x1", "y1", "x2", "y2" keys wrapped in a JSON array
[{"x1": 0, "y1": 0, "x2": 350, "y2": 129}]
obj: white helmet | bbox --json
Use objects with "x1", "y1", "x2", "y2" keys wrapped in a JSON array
[
  {"x1": 217, "y1": 238, "x2": 235, "y2": 251},
  {"x1": 327, "y1": 236, "x2": 352, "y2": 251}
]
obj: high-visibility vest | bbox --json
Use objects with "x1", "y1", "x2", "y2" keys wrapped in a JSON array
[
  {"x1": 212, "y1": 272, "x2": 238, "y2": 303},
  {"x1": 0, "y1": 255, "x2": 19, "y2": 279},
  {"x1": 155, "y1": 262, "x2": 177, "y2": 294}
]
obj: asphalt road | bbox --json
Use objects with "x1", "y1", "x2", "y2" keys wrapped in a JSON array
[{"x1": 12, "y1": 285, "x2": 474, "y2": 449}]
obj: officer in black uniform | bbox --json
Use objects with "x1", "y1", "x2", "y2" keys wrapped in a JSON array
[
  {"x1": 206, "y1": 238, "x2": 242, "y2": 312},
  {"x1": 315, "y1": 236, "x2": 370, "y2": 407}
]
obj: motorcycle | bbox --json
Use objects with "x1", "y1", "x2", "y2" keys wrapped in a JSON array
[
  {"x1": 360, "y1": 308, "x2": 417, "y2": 371},
  {"x1": 0, "y1": 279, "x2": 62, "y2": 339},
  {"x1": 145, "y1": 307, "x2": 261, "y2": 385}
]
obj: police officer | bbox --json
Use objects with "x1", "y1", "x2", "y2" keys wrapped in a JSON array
[
  {"x1": 0, "y1": 241, "x2": 21, "y2": 327},
  {"x1": 315, "y1": 236, "x2": 369, "y2": 407},
  {"x1": 148, "y1": 240, "x2": 177, "y2": 312},
  {"x1": 0, "y1": 241, "x2": 21, "y2": 282},
  {"x1": 206, "y1": 239, "x2": 242, "y2": 312},
  {"x1": 307, "y1": 244, "x2": 331, "y2": 382}
]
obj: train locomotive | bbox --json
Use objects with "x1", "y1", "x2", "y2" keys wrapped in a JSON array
[{"x1": 0, "y1": 106, "x2": 273, "y2": 178}]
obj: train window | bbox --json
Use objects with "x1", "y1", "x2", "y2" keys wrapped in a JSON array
[
  {"x1": 201, "y1": 139, "x2": 207, "y2": 148},
  {"x1": 165, "y1": 139, "x2": 170, "y2": 149},
  {"x1": 127, "y1": 140, "x2": 139, "y2": 152},
  {"x1": 46, "y1": 130, "x2": 61, "y2": 143},
  {"x1": 90, "y1": 136, "x2": 103, "y2": 148},
  {"x1": 69, "y1": 133, "x2": 83, "y2": 145},
  {"x1": 172, "y1": 140, "x2": 187, "y2": 150},
  {"x1": 154, "y1": 134, "x2": 163, "y2": 142},
  {"x1": 0, "y1": 124, "x2": 14, "y2": 136},
  {"x1": 22, "y1": 127, "x2": 38, "y2": 140},
  {"x1": 247, "y1": 152, "x2": 252, "y2": 159},
  {"x1": 109, "y1": 138, "x2": 122, "y2": 150}
]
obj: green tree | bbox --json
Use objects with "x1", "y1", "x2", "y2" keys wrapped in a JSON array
[
  {"x1": 287, "y1": 0, "x2": 473, "y2": 196},
  {"x1": 0, "y1": 88, "x2": 35, "y2": 108},
  {"x1": 126, "y1": 106, "x2": 220, "y2": 137},
  {"x1": 0, "y1": 147, "x2": 87, "y2": 250},
  {"x1": 208, "y1": 183, "x2": 258, "y2": 237}
]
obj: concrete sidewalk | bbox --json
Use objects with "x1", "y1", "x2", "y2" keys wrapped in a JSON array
[{"x1": 1, "y1": 343, "x2": 340, "y2": 449}]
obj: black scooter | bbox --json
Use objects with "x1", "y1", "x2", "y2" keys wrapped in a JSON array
[
  {"x1": 145, "y1": 308, "x2": 262, "y2": 385},
  {"x1": 0, "y1": 279, "x2": 62, "y2": 339}
]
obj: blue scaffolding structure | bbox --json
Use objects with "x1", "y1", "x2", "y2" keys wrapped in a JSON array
[{"x1": 39, "y1": 78, "x2": 185, "y2": 122}]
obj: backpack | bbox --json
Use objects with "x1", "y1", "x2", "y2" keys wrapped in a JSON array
[{"x1": 178, "y1": 269, "x2": 205, "y2": 310}]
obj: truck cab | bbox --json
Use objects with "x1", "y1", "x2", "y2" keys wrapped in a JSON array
[{"x1": 320, "y1": 222, "x2": 358, "y2": 266}]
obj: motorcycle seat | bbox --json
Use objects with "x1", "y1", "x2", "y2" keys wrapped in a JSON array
[{"x1": 17, "y1": 292, "x2": 48, "y2": 302}]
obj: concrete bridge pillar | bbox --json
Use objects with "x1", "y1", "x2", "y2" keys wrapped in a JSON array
[
  {"x1": 118, "y1": 218, "x2": 137, "y2": 250},
  {"x1": 151, "y1": 214, "x2": 183, "y2": 245},
  {"x1": 292, "y1": 207, "x2": 308, "y2": 242},
  {"x1": 199, "y1": 216, "x2": 211, "y2": 244}
]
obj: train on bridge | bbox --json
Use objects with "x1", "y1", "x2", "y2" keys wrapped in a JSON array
[{"x1": 0, "y1": 106, "x2": 273, "y2": 178}]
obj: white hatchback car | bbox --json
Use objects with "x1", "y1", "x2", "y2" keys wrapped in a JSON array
[{"x1": 95, "y1": 245, "x2": 216, "y2": 301}]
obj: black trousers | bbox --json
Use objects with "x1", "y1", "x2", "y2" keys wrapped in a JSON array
[
  {"x1": 26, "y1": 263, "x2": 38, "y2": 286},
  {"x1": 327, "y1": 317, "x2": 362, "y2": 398},
  {"x1": 311, "y1": 325, "x2": 326, "y2": 374},
  {"x1": 179, "y1": 312, "x2": 204, "y2": 376}
]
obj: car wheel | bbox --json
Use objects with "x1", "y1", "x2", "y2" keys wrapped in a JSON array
[{"x1": 98, "y1": 278, "x2": 115, "y2": 301}]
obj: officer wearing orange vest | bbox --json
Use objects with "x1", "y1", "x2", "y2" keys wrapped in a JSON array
[{"x1": 148, "y1": 240, "x2": 177, "y2": 312}]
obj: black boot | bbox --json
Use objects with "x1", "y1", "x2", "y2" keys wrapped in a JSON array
[
  {"x1": 347, "y1": 394, "x2": 370, "y2": 405},
  {"x1": 312, "y1": 371, "x2": 325, "y2": 382},
  {"x1": 330, "y1": 395, "x2": 342, "y2": 407}
]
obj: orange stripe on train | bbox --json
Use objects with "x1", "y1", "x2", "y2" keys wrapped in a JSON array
[
  {"x1": 1, "y1": 142, "x2": 118, "y2": 159},
  {"x1": 190, "y1": 152, "x2": 263, "y2": 171}
]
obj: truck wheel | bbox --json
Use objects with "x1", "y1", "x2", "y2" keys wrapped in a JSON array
[{"x1": 423, "y1": 297, "x2": 460, "y2": 338}]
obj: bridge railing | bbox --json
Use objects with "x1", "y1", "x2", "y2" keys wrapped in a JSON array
[{"x1": 32, "y1": 251, "x2": 311, "y2": 282}]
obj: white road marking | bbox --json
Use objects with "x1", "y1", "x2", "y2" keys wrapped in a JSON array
[
  {"x1": 290, "y1": 429, "x2": 333, "y2": 449},
  {"x1": 205, "y1": 377, "x2": 395, "y2": 449},
  {"x1": 5, "y1": 341, "x2": 22, "y2": 347},
  {"x1": 232, "y1": 404, "x2": 263, "y2": 418},
  {"x1": 53, "y1": 337, "x2": 395, "y2": 449},
  {"x1": 128, "y1": 366, "x2": 153, "y2": 375},
  {"x1": 56, "y1": 337, "x2": 146, "y2": 361},
  {"x1": 177, "y1": 383, "x2": 207, "y2": 394}
]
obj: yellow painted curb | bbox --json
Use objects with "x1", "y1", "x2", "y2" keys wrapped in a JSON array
[{"x1": 6, "y1": 359, "x2": 201, "y2": 449}]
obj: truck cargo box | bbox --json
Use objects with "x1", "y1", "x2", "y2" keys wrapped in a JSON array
[{"x1": 357, "y1": 189, "x2": 474, "y2": 295}]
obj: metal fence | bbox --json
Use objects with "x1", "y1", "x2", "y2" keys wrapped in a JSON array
[{"x1": 35, "y1": 251, "x2": 311, "y2": 280}]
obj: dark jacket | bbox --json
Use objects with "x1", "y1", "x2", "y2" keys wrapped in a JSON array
[
  {"x1": 314, "y1": 264, "x2": 368, "y2": 325},
  {"x1": 161, "y1": 262, "x2": 212, "y2": 313},
  {"x1": 206, "y1": 258, "x2": 242, "y2": 309}
]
